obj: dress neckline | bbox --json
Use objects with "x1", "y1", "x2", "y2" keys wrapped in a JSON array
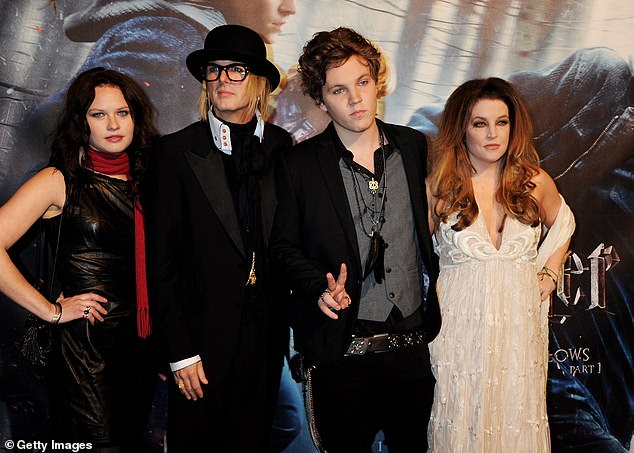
[{"x1": 476, "y1": 212, "x2": 507, "y2": 251}]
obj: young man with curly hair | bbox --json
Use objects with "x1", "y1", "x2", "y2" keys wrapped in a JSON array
[{"x1": 271, "y1": 27, "x2": 441, "y2": 452}]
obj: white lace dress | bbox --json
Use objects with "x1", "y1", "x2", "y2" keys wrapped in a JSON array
[{"x1": 428, "y1": 212, "x2": 551, "y2": 453}]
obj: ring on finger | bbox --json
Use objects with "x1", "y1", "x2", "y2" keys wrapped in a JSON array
[
  {"x1": 177, "y1": 382, "x2": 185, "y2": 390},
  {"x1": 83, "y1": 306, "x2": 91, "y2": 316}
]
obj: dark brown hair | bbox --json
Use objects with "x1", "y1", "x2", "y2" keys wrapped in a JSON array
[
  {"x1": 429, "y1": 77, "x2": 541, "y2": 230},
  {"x1": 297, "y1": 27, "x2": 382, "y2": 102},
  {"x1": 50, "y1": 67, "x2": 157, "y2": 191}
]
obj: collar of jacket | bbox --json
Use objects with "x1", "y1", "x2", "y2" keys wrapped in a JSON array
[{"x1": 325, "y1": 118, "x2": 396, "y2": 160}]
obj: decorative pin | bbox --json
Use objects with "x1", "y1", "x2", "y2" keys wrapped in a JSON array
[
  {"x1": 368, "y1": 178, "x2": 379, "y2": 195},
  {"x1": 246, "y1": 251, "x2": 257, "y2": 286}
]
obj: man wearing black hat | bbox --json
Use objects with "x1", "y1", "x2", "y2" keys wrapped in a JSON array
[{"x1": 144, "y1": 24, "x2": 293, "y2": 452}]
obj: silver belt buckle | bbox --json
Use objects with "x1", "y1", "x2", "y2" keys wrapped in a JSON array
[
  {"x1": 346, "y1": 333, "x2": 392, "y2": 356},
  {"x1": 367, "y1": 333, "x2": 390, "y2": 353}
]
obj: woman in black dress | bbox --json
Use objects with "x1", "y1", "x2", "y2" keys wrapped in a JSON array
[{"x1": 0, "y1": 67, "x2": 156, "y2": 451}]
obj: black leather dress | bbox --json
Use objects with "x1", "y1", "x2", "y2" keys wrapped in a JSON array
[{"x1": 45, "y1": 172, "x2": 154, "y2": 447}]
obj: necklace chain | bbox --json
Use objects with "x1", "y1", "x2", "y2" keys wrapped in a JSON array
[{"x1": 347, "y1": 128, "x2": 388, "y2": 238}]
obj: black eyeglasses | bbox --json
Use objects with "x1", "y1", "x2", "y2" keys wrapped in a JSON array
[{"x1": 204, "y1": 63, "x2": 249, "y2": 82}]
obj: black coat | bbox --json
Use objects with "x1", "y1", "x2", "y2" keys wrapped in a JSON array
[
  {"x1": 270, "y1": 120, "x2": 441, "y2": 365},
  {"x1": 144, "y1": 120, "x2": 292, "y2": 384}
]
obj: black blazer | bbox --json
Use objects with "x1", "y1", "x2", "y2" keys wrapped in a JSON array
[
  {"x1": 144, "y1": 120, "x2": 292, "y2": 384},
  {"x1": 270, "y1": 120, "x2": 441, "y2": 365}
]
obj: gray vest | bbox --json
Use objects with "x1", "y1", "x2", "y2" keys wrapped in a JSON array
[{"x1": 340, "y1": 148, "x2": 428, "y2": 322}]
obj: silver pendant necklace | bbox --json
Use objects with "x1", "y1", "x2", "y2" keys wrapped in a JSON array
[{"x1": 368, "y1": 178, "x2": 379, "y2": 195}]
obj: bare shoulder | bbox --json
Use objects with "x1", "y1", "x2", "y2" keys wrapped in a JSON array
[
  {"x1": 33, "y1": 166, "x2": 65, "y2": 185},
  {"x1": 0, "y1": 167, "x2": 66, "y2": 248},
  {"x1": 531, "y1": 168, "x2": 558, "y2": 200},
  {"x1": 531, "y1": 168, "x2": 562, "y2": 226},
  {"x1": 5, "y1": 167, "x2": 66, "y2": 217},
  {"x1": 31, "y1": 166, "x2": 65, "y2": 200}
]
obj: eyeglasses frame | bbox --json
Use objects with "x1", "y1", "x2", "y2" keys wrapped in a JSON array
[{"x1": 203, "y1": 63, "x2": 250, "y2": 82}]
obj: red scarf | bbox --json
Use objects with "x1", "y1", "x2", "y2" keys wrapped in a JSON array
[{"x1": 87, "y1": 147, "x2": 151, "y2": 338}]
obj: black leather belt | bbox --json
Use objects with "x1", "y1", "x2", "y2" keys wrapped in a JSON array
[{"x1": 344, "y1": 330, "x2": 426, "y2": 356}]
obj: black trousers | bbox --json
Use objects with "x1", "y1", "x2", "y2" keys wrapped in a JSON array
[
  {"x1": 311, "y1": 343, "x2": 435, "y2": 453},
  {"x1": 166, "y1": 306, "x2": 281, "y2": 453}
]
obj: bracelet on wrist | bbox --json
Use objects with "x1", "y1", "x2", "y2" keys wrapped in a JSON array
[
  {"x1": 542, "y1": 266, "x2": 558, "y2": 281},
  {"x1": 50, "y1": 302, "x2": 62, "y2": 324},
  {"x1": 538, "y1": 267, "x2": 558, "y2": 287}
]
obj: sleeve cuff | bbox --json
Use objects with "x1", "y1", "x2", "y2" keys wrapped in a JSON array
[{"x1": 169, "y1": 355, "x2": 202, "y2": 372}]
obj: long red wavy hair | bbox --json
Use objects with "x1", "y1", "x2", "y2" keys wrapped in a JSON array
[{"x1": 429, "y1": 77, "x2": 541, "y2": 231}]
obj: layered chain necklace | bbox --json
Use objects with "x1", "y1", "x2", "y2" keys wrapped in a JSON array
[{"x1": 346, "y1": 128, "x2": 388, "y2": 283}]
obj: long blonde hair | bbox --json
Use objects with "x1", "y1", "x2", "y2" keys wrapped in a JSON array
[
  {"x1": 429, "y1": 77, "x2": 540, "y2": 231},
  {"x1": 198, "y1": 73, "x2": 272, "y2": 121}
]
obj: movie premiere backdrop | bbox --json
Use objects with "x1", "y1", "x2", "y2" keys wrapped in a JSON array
[{"x1": 0, "y1": 1, "x2": 632, "y2": 452}]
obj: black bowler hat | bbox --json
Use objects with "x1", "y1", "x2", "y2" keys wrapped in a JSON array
[{"x1": 186, "y1": 24, "x2": 280, "y2": 90}]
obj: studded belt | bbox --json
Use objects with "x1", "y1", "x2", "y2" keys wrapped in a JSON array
[{"x1": 344, "y1": 330, "x2": 426, "y2": 356}]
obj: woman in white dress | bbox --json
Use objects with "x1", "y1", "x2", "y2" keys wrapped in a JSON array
[{"x1": 426, "y1": 77, "x2": 575, "y2": 452}]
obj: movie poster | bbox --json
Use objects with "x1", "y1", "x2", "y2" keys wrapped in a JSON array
[{"x1": 0, "y1": 1, "x2": 632, "y2": 452}]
